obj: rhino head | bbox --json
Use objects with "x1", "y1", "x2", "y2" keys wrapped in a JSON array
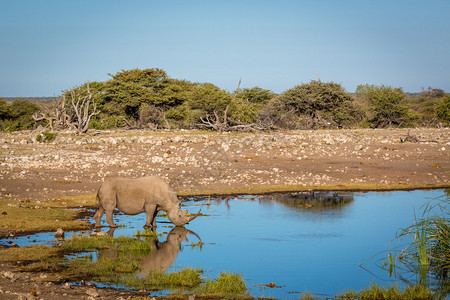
[{"x1": 167, "y1": 207, "x2": 201, "y2": 227}]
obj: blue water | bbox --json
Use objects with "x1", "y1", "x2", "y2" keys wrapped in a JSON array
[
  {"x1": 2, "y1": 189, "x2": 446, "y2": 298},
  {"x1": 171, "y1": 190, "x2": 445, "y2": 298}
]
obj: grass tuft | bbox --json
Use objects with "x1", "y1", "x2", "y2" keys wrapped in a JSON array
[
  {"x1": 195, "y1": 272, "x2": 247, "y2": 296},
  {"x1": 62, "y1": 234, "x2": 152, "y2": 254},
  {"x1": 337, "y1": 283, "x2": 434, "y2": 299}
]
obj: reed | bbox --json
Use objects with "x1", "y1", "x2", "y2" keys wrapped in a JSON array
[{"x1": 392, "y1": 191, "x2": 449, "y2": 295}]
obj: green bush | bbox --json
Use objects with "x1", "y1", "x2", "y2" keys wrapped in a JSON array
[
  {"x1": 356, "y1": 84, "x2": 417, "y2": 128},
  {"x1": 436, "y1": 95, "x2": 450, "y2": 125},
  {"x1": 36, "y1": 131, "x2": 57, "y2": 142},
  {"x1": 0, "y1": 99, "x2": 40, "y2": 131},
  {"x1": 269, "y1": 80, "x2": 361, "y2": 129}
]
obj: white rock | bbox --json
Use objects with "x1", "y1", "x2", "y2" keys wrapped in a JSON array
[
  {"x1": 86, "y1": 288, "x2": 100, "y2": 298},
  {"x1": 3, "y1": 271, "x2": 15, "y2": 280}
]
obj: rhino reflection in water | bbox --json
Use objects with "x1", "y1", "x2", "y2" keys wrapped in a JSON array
[
  {"x1": 98, "y1": 227, "x2": 200, "y2": 274},
  {"x1": 94, "y1": 176, "x2": 201, "y2": 228},
  {"x1": 138, "y1": 227, "x2": 200, "y2": 274}
]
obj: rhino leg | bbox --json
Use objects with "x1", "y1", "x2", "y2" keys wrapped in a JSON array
[
  {"x1": 105, "y1": 210, "x2": 117, "y2": 228},
  {"x1": 144, "y1": 204, "x2": 158, "y2": 228},
  {"x1": 93, "y1": 206, "x2": 104, "y2": 227}
]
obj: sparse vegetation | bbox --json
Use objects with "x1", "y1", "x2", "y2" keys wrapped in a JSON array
[
  {"x1": 0, "y1": 199, "x2": 90, "y2": 232},
  {"x1": 0, "y1": 245, "x2": 61, "y2": 263},
  {"x1": 36, "y1": 131, "x2": 57, "y2": 142}
]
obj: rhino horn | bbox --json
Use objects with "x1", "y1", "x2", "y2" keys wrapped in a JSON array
[
  {"x1": 186, "y1": 229, "x2": 201, "y2": 242},
  {"x1": 187, "y1": 209, "x2": 202, "y2": 223}
]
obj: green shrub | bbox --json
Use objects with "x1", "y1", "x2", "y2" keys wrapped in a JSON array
[
  {"x1": 356, "y1": 84, "x2": 417, "y2": 128},
  {"x1": 36, "y1": 131, "x2": 57, "y2": 142},
  {"x1": 270, "y1": 80, "x2": 361, "y2": 129},
  {"x1": 436, "y1": 95, "x2": 450, "y2": 125}
]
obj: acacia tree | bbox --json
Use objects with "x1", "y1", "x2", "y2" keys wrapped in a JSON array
[
  {"x1": 1, "y1": 99, "x2": 41, "y2": 131},
  {"x1": 356, "y1": 84, "x2": 416, "y2": 128},
  {"x1": 435, "y1": 95, "x2": 450, "y2": 125},
  {"x1": 99, "y1": 68, "x2": 196, "y2": 129},
  {"x1": 269, "y1": 80, "x2": 360, "y2": 129},
  {"x1": 407, "y1": 87, "x2": 446, "y2": 127},
  {"x1": 229, "y1": 87, "x2": 274, "y2": 124},
  {"x1": 187, "y1": 83, "x2": 232, "y2": 131}
]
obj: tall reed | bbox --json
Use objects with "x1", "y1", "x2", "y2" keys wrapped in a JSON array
[{"x1": 393, "y1": 191, "x2": 449, "y2": 296}]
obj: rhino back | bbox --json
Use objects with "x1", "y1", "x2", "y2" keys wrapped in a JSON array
[{"x1": 112, "y1": 176, "x2": 174, "y2": 213}]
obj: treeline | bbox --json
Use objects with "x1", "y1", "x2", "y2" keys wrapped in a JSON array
[{"x1": 1, "y1": 68, "x2": 449, "y2": 132}]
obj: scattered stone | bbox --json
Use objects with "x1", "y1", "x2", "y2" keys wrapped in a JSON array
[
  {"x1": 86, "y1": 288, "x2": 100, "y2": 298},
  {"x1": 17, "y1": 293, "x2": 36, "y2": 300},
  {"x1": 54, "y1": 228, "x2": 64, "y2": 239},
  {"x1": 3, "y1": 271, "x2": 15, "y2": 280},
  {"x1": 63, "y1": 282, "x2": 72, "y2": 289}
]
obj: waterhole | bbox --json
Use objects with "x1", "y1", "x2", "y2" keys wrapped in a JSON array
[{"x1": 2, "y1": 189, "x2": 447, "y2": 298}]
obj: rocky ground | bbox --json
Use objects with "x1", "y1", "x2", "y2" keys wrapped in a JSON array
[
  {"x1": 0, "y1": 128, "x2": 449, "y2": 299},
  {"x1": 0, "y1": 128, "x2": 448, "y2": 202},
  {"x1": 0, "y1": 265, "x2": 143, "y2": 300}
]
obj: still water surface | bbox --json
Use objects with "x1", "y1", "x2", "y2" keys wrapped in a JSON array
[
  {"x1": 3, "y1": 189, "x2": 446, "y2": 298},
  {"x1": 106, "y1": 189, "x2": 445, "y2": 298}
]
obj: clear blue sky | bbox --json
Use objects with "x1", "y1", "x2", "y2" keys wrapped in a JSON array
[{"x1": 1, "y1": 0, "x2": 449, "y2": 97}]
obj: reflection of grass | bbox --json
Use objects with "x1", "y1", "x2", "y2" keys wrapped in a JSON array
[
  {"x1": 338, "y1": 283, "x2": 434, "y2": 299},
  {"x1": 0, "y1": 199, "x2": 90, "y2": 232}
]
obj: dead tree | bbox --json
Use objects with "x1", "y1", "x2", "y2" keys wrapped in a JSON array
[
  {"x1": 198, "y1": 105, "x2": 230, "y2": 132},
  {"x1": 32, "y1": 112, "x2": 56, "y2": 130},
  {"x1": 69, "y1": 81, "x2": 100, "y2": 133},
  {"x1": 33, "y1": 81, "x2": 100, "y2": 133},
  {"x1": 198, "y1": 105, "x2": 274, "y2": 132}
]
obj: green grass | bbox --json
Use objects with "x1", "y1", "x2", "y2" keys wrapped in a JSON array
[
  {"x1": 338, "y1": 283, "x2": 434, "y2": 299},
  {"x1": 0, "y1": 245, "x2": 61, "y2": 263},
  {"x1": 141, "y1": 268, "x2": 203, "y2": 289},
  {"x1": 36, "y1": 131, "x2": 57, "y2": 142},
  {"x1": 384, "y1": 192, "x2": 449, "y2": 297},
  {"x1": 0, "y1": 199, "x2": 90, "y2": 232},
  {"x1": 62, "y1": 234, "x2": 152, "y2": 254},
  {"x1": 63, "y1": 255, "x2": 140, "y2": 280},
  {"x1": 194, "y1": 272, "x2": 248, "y2": 298}
]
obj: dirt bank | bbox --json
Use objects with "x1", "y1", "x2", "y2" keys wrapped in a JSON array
[{"x1": 0, "y1": 128, "x2": 449, "y2": 202}]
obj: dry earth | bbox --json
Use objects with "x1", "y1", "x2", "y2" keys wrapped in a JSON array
[
  {"x1": 0, "y1": 128, "x2": 449, "y2": 201},
  {"x1": 0, "y1": 128, "x2": 449, "y2": 299}
]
